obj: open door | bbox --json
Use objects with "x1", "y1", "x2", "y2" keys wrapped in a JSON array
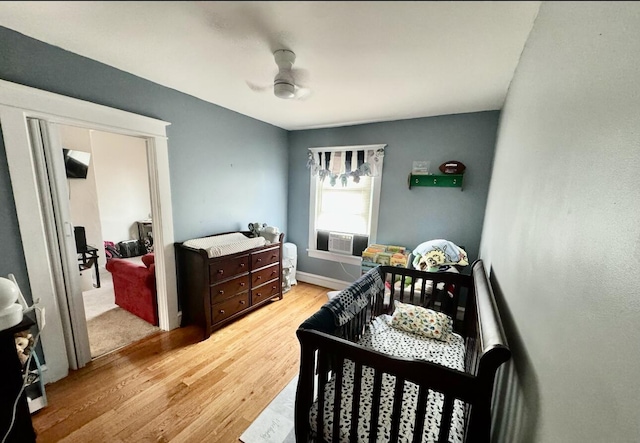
[{"x1": 27, "y1": 118, "x2": 92, "y2": 369}]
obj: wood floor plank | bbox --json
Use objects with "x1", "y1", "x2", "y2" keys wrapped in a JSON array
[{"x1": 32, "y1": 282, "x2": 329, "y2": 442}]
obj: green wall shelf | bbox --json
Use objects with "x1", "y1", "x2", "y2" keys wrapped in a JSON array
[{"x1": 408, "y1": 173, "x2": 464, "y2": 190}]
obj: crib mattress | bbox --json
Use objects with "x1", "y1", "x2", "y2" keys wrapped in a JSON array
[
  {"x1": 309, "y1": 315, "x2": 466, "y2": 443},
  {"x1": 182, "y1": 232, "x2": 266, "y2": 258}
]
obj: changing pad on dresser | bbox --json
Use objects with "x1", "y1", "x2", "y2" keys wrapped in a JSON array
[{"x1": 183, "y1": 232, "x2": 267, "y2": 258}]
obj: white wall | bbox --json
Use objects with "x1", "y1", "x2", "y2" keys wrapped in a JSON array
[
  {"x1": 91, "y1": 130, "x2": 151, "y2": 245},
  {"x1": 59, "y1": 125, "x2": 104, "y2": 254},
  {"x1": 481, "y1": 2, "x2": 640, "y2": 442}
]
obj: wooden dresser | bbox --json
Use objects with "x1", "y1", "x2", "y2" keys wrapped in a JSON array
[{"x1": 176, "y1": 231, "x2": 284, "y2": 340}]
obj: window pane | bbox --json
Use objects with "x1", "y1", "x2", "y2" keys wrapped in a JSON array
[{"x1": 316, "y1": 176, "x2": 372, "y2": 235}]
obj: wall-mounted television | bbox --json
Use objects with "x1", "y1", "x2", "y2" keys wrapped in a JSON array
[{"x1": 63, "y1": 149, "x2": 91, "y2": 179}]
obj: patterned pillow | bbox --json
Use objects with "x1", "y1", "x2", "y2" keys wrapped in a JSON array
[{"x1": 390, "y1": 301, "x2": 453, "y2": 342}]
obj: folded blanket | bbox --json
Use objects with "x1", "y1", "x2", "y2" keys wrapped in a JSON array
[{"x1": 325, "y1": 268, "x2": 384, "y2": 327}]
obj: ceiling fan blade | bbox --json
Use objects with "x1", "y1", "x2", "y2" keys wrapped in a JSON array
[
  {"x1": 246, "y1": 80, "x2": 271, "y2": 93},
  {"x1": 291, "y1": 67, "x2": 311, "y2": 85},
  {"x1": 294, "y1": 86, "x2": 312, "y2": 100}
]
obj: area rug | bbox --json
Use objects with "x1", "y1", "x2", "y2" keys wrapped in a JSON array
[
  {"x1": 87, "y1": 306, "x2": 160, "y2": 358},
  {"x1": 240, "y1": 375, "x2": 298, "y2": 443}
]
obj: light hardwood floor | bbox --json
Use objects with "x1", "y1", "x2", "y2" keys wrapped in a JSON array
[{"x1": 33, "y1": 282, "x2": 329, "y2": 442}]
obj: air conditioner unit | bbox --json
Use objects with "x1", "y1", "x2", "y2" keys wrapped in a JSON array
[{"x1": 328, "y1": 232, "x2": 354, "y2": 255}]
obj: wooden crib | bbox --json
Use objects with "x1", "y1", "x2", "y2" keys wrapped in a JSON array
[{"x1": 295, "y1": 260, "x2": 510, "y2": 442}]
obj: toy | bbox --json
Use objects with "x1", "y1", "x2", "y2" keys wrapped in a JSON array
[
  {"x1": 412, "y1": 239, "x2": 468, "y2": 272},
  {"x1": 260, "y1": 226, "x2": 280, "y2": 244},
  {"x1": 438, "y1": 161, "x2": 466, "y2": 174},
  {"x1": 15, "y1": 331, "x2": 33, "y2": 366},
  {"x1": 410, "y1": 239, "x2": 468, "y2": 298},
  {"x1": 248, "y1": 222, "x2": 266, "y2": 238}
]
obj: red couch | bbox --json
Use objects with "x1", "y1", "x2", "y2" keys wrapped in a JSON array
[{"x1": 106, "y1": 253, "x2": 158, "y2": 325}]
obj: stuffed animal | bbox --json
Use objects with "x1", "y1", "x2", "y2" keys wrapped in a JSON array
[
  {"x1": 259, "y1": 226, "x2": 280, "y2": 244},
  {"x1": 248, "y1": 223, "x2": 266, "y2": 238},
  {"x1": 15, "y1": 331, "x2": 33, "y2": 366},
  {"x1": 409, "y1": 239, "x2": 467, "y2": 298},
  {"x1": 412, "y1": 239, "x2": 468, "y2": 272}
]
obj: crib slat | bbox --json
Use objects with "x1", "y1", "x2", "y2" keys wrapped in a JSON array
[
  {"x1": 332, "y1": 356, "x2": 345, "y2": 443},
  {"x1": 412, "y1": 385, "x2": 429, "y2": 443},
  {"x1": 317, "y1": 349, "x2": 328, "y2": 441},
  {"x1": 451, "y1": 283, "x2": 461, "y2": 327},
  {"x1": 368, "y1": 370, "x2": 383, "y2": 443},
  {"x1": 389, "y1": 376, "x2": 405, "y2": 441},
  {"x1": 420, "y1": 277, "x2": 429, "y2": 308},
  {"x1": 399, "y1": 272, "x2": 409, "y2": 303},
  {"x1": 408, "y1": 275, "x2": 416, "y2": 303},
  {"x1": 438, "y1": 394, "x2": 455, "y2": 443},
  {"x1": 352, "y1": 314, "x2": 356, "y2": 341},
  {"x1": 349, "y1": 362, "x2": 363, "y2": 443}
]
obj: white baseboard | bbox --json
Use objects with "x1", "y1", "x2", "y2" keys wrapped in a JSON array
[{"x1": 296, "y1": 271, "x2": 351, "y2": 290}]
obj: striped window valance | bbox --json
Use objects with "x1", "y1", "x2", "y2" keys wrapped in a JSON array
[{"x1": 307, "y1": 144, "x2": 386, "y2": 187}]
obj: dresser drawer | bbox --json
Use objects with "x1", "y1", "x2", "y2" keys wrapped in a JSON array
[
  {"x1": 210, "y1": 274, "x2": 249, "y2": 303},
  {"x1": 209, "y1": 255, "x2": 249, "y2": 283},
  {"x1": 251, "y1": 247, "x2": 280, "y2": 270},
  {"x1": 211, "y1": 292, "x2": 249, "y2": 324},
  {"x1": 251, "y1": 263, "x2": 279, "y2": 287},
  {"x1": 252, "y1": 281, "x2": 281, "y2": 305}
]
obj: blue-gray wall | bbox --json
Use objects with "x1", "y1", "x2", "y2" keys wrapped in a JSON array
[
  {"x1": 0, "y1": 25, "x2": 499, "y2": 299},
  {"x1": 481, "y1": 3, "x2": 640, "y2": 441},
  {"x1": 0, "y1": 25, "x2": 288, "y2": 294},
  {"x1": 0, "y1": 128, "x2": 33, "y2": 305},
  {"x1": 287, "y1": 112, "x2": 499, "y2": 280}
]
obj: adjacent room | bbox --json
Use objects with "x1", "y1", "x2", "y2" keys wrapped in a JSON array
[
  {"x1": 61, "y1": 125, "x2": 160, "y2": 358},
  {"x1": 0, "y1": 2, "x2": 638, "y2": 443}
]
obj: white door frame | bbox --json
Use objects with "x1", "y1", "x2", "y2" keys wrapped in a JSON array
[{"x1": 0, "y1": 79, "x2": 178, "y2": 383}]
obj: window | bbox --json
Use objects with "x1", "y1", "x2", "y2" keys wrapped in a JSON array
[{"x1": 307, "y1": 144, "x2": 386, "y2": 265}]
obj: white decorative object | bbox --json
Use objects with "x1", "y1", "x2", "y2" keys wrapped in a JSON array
[
  {"x1": 412, "y1": 160, "x2": 431, "y2": 175},
  {"x1": 260, "y1": 226, "x2": 281, "y2": 244},
  {"x1": 307, "y1": 145, "x2": 386, "y2": 186},
  {"x1": 0, "y1": 277, "x2": 23, "y2": 330}
]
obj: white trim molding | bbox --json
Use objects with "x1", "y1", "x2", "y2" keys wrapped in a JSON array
[
  {"x1": 0, "y1": 79, "x2": 177, "y2": 382},
  {"x1": 296, "y1": 271, "x2": 351, "y2": 291}
]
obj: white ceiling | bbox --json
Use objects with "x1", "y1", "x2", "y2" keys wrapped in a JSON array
[{"x1": 0, "y1": 1, "x2": 540, "y2": 130}]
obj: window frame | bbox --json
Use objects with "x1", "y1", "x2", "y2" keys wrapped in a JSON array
[{"x1": 307, "y1": 144, "x2": 385, "y2": 265}]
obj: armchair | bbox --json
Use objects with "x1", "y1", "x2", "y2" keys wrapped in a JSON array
[{"x1": 105, "y1": 253, "x2": 158, "y2": 325}]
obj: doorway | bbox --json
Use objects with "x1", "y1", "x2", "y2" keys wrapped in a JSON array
[
  {"x1": 0, "y1": 78, "x2": 179, "y2": 383},
  {"x1": 59, "y1": 125, "x2": 161, "y2": 358}
]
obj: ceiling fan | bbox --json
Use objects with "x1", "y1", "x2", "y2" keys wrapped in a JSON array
[{"x1": 247, "y1": 49, "x2": 311, "y2": 100}]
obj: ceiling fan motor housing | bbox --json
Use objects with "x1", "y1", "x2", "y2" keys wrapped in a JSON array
[
  {"x1": 273, "y1": 49, "x2": 297, "y2": 99},
  {"x1": 274, "y1": 82, "x2": 295, "y2": 99},
  {"x1": 274, "y1": 49, "x2": 295, "y2": 68}
]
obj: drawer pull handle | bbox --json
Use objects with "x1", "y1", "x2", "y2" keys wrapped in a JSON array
[
  {"x1": 272, "y1": 286, "x2": 277, "y2": 290},
  {"x1": 240, "y1": 282, "x2": 245, "y2": 287},
  {"x1": 217, "y1": 270, "x2": 224, "y2": 274},
  {"x1": 240, "y1": 300, "x2": 246, "y2": 305},
  {"x1": 240, "y1": 263, "x2": 245, "y2": 267},
  {"x1": 257, "y1": 276, "x2": 262, "y2": 280},
  {"x1": 271, "y1": 255, "x2": 277, "y2": 259},
  {"x1": 219, "y1": 309, "x2": 225, "y2": 314},
  {"x1": 218, "y1": 290, "x2": 224, "y2": 295},
  {"x1": 257, "y1": 258, "x2": 262, "y2": 262},
  {"x1": 257, "y1": 293, "x2": 262, "y2": 297}
]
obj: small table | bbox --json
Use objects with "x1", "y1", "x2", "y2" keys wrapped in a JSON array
[{"x1": 77, "y1": 245, "x2": 100, "y2": 288}]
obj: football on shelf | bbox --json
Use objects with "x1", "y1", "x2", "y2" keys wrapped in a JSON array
[{"x1": 438, "y1": 161, "x2": 466, "y2": 174}]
